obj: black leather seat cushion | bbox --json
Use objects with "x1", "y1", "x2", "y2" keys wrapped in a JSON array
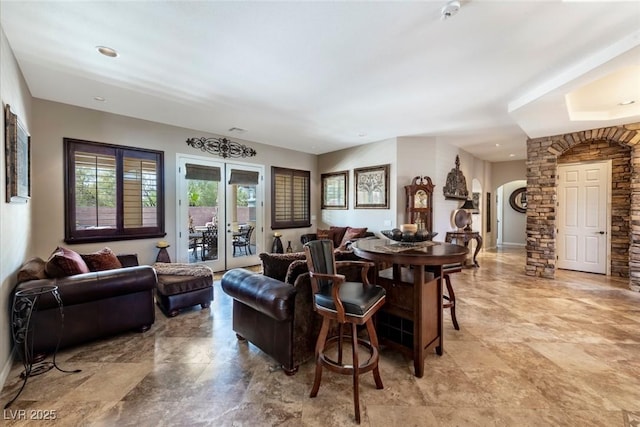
[{"x1": 314, "y1": 282, "x2": 385, "y2": 317}]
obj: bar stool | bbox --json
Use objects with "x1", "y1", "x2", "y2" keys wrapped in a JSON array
[
  {"x1": 304, "y1": 239, "x2": 386, "y2": 424},
  {"x1": 442, "y1": 263, "x2": 463, "y2": 330}
]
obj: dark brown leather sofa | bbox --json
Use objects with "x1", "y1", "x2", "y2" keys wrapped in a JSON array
[
  {"x1": 220, "y1": 251, "x2": 366, "y2": 375},
  {"x1": 13, "y1": 254, "x2": 156, "y2": 354}
]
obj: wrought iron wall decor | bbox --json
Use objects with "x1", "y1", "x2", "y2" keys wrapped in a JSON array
[
  {"x1": 509, "y1": 187, "x2": 527, "y2": 213},
  {"x1": 443, "y1": 155, "x2": 469, "y2": 200},
  {"x1": 186, "y1": 137, "x2": 257, "y2": 159}
]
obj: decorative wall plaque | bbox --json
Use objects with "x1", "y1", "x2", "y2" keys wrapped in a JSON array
[
  {"x1": 443, "y1": 155, "x2": 469, "y2": 200},
  {"x1": 186, "y1": 137, "x2": 256, "y2": 159}
]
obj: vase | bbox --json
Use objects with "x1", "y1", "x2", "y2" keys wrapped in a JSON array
[{"x1": 272, "y1": 236, "x2": 284, "y2": 254}]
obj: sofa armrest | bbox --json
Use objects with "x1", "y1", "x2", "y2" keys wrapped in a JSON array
[
  {"x1": 15, "y1": 265, "x2": 157, "y2": 310},
  {"x1": 221, "y1": 268, "x2": 296, "y2": 322}
]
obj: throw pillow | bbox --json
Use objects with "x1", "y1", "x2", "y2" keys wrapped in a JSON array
[
  {"x1": 338, "y1": 227, "x2": 368, "y2": 250},
  {"x1": 45, "y1": 246, "x2": 91, "y2": 278},
  {"x1": 81, "y1": 247, "x2": 123, "y2": 272},
  {"x1": 316, "y1": 229, "x2": 336, "y2": 245},
  {"x1": 284, "y1": 259, "x2": 309, "y2": 285},
  {"x1": 259, "y1": 252, "x2": 306, "y2": 281},
  {"x1": 17, "y1": 257, "x2": 47, "y2": 283},
  {"x1": 329, "y1": 226, "x2": 348, "y2": 248}
]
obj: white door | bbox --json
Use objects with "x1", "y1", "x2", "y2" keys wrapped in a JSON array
[
  {"x1": 557, "y1": 161, "x2": 610, "y2": 274},
  {"x1": 177, "y1": 155, "x2": 264, "y2": 272},
  {"x1": 224, "y1": 163, "x2": 263, "y2": 269}
]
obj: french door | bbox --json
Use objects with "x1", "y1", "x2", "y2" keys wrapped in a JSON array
[
  {"x1": 557, "y1": 161, "x2": 610, "y2": 274},
  {"x1": 176, "y1": 154, "x2": 263, "y2": 272}
]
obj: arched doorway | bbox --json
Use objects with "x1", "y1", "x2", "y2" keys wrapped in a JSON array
[{"x1": 525, "y1": 123, "x2": 637, "y2": 291}]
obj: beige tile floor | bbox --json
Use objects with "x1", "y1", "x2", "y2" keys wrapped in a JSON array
[{"x1": 1, "y1": 247, "x2": 640, "y2": 426}]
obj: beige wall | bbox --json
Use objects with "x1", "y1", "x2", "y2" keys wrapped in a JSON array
[
  {"x1": 31, "y1": 100, "x2": 317, "y2": 261},
  {"x1": 501, "y1": 180, "x2": 527, "y2": 245},
  {"x1": 0, "y1": 25, "x2": 34, "y2": 388},
  {"x1": 317, "y1": 138, "x2": 398, "y2": 234},
  {"x1": 318, "y1": 136, "x2": 494, "y2": 244}
]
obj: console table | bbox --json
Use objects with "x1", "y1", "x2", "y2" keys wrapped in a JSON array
[{"x1": 445, "y1": 231, "x2": 482, "y2": 268}]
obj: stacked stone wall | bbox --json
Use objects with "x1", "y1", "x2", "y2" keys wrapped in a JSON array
[
  {"x1": 526, "y1": 123, "x2": 640, "y2": 291},
  {"x1": 557, "y1": 141, "x2": 631, "y2": 277}
]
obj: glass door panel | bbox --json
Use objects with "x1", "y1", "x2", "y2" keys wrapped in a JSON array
[{"x1": 225, "y1": 163, "x2": 263, "y2": 269}]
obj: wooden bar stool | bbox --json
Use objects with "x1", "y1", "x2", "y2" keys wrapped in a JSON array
[
  {"x1": 304, "y1": 239, "x2": 386, "y2": 424},
  {"x1": 442, "y1": 262, "x2": 462, "y2": 330}
]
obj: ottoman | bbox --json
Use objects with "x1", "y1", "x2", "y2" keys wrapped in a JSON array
[{"x1": 153, "y1": 263, "x2": 214, "y2": 317}]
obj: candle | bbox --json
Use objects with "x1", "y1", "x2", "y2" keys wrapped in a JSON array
[{"x1": 400, "y1": 224, "x2": 417, "y2": 233}]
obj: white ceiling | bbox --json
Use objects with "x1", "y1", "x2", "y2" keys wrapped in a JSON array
[{"x1": 1, "y1": 0, "x2": 639, "y2": 162}]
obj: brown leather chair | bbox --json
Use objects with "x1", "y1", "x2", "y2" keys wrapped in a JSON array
[{"x1": 304, "y1": 239, "x2": 386, "y2": 424}]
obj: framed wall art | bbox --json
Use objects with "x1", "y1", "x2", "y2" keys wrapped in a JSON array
[
  {"x1": 354, "y1": 164, "x2": 389, "y2": 209},
  {"x1": 321, "y1": 170, "x2": 348, "y2": 209},
  {"x1": 5, "y1": 104, "x2": 30, "y2": 203}
]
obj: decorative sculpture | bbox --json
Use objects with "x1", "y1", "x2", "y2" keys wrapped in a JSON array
[
  {"x1": 443, "y1": 155, "x2": 469, "y2": 200},
  {"x1": 186, "y1": 137, "x2": 257, "y2": 159}
]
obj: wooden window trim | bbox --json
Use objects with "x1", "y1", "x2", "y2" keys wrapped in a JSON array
[
  {"x1": 64, "y1": 138, "x2": 165, "y2": 243},
  {"x1": 271, "y1": 166, "x2": 311, "y2": 229}
]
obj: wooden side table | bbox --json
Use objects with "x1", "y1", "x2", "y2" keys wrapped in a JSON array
[{"x1": 445, "y1": 231, "x2": 482, "y2": 268}]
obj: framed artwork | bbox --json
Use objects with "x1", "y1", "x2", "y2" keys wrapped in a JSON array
[
  {"x1": 471, "y1": 192, "x2": 480, "y2": 214},
  {"x1": 5, "y1": 104, "x2": 30, "y2": 203},
  {"x1": 509, "y1": 187, "x2": 527, "y2": 213},
  {"x1": 486, "y1": 192, "x2": 491, "y2": 232},
  {"x1": 321, "y1": 170, "x2": 348, "y2": 209},
  {"x1": 354, "y1": 164, "x2": 389, "y2": 209}
]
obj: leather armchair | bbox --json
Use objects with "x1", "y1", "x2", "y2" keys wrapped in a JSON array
[{"x1": 220, "y1": 251, "x2": 372, "y2": 375}]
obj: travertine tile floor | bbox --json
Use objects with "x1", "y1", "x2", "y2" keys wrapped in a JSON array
[{"x1": 2, "y1": 247, "x2": 640, "y2": 426}]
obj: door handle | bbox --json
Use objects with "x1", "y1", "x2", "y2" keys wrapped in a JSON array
[{"x1": 598, "y1": 231, "x2": 605, "y2": 235}]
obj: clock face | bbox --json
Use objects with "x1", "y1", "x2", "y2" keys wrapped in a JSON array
[{"x1": 414, "y1": 189, "x2": 428, "y2": 208}]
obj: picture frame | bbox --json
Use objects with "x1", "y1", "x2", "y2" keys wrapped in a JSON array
[
  {"x1": 509, "y1": 187, "x2": 527, "y2": 213},
  {"x1": 321, "y1": 170, "x2": 348, "y2": 209},
  {"x1": 5, "y1": 104, "x2": 30, "y2": 203},
  {"x1": 354, "y1": 164, "x2": 389, "y2": 209},
  {"x1": 486, "y1": 192, "x2": 491, "y2": 232},
  {"x1": 471, "y1": 192, "x2": 480, "y2": 214}
]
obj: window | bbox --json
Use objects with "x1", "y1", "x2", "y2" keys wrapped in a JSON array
[
  {"x1": 271, "y1": 166, "x2": 310, "y2": 229},
  {"x1": 64, "y1": 138, "x2": 165, "y2": 243}
]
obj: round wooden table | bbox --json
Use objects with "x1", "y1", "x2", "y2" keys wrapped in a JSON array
[{"x1": 352, "y1": 238, "x2": 468, "y2": 377}]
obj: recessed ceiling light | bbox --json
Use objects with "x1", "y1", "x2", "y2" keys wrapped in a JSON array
[
  {"x1": 509, "y1": 154, "x2": 515, "y2": 157},
  {"x1": 619, "y1": 100, "x2": 636, "y2": 106},
  {"x1": 93, "y1": 96, "x2": 106, "y2": 102},
  {"x1": 358, "y1": 133, "x2": 367, "y2": 137},
  {"x1": 495, "y1": 143, "x2": 501, "y2": 147},
  {"x1": 96, "y1": 46, "x2": 118, "y2": 58}
]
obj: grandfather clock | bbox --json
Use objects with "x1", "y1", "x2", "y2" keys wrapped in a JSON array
[{"x1": 404, "y1": 176, "x2": 434, "y2": 232}]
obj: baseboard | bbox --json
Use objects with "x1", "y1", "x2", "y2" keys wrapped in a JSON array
[
  {"x1": 499, "y1": 242, "x2": 526, "y2": 247},
  {"x1": 0, "y1": 348, "x2": 15, "y2": 392}
]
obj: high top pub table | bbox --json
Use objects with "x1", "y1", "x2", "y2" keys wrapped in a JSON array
[{"x1": 352, "y1": 238, "x2": 467, "y2": 378}]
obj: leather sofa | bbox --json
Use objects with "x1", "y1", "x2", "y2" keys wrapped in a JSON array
[
  {"x1": 13, "y1": 253, "x2": 156, "y2": 354},
  {"x1": 221, "y1": 251, "x2": 365, "y2": 375},
  {"x1": 300, "y1": 225, "x2": 374, "y2": 249}
]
